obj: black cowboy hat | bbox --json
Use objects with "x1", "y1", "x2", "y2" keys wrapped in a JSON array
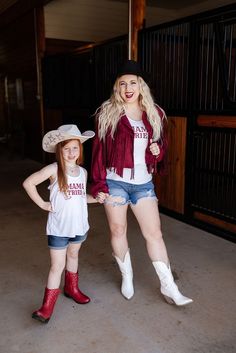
[{"x1": 116, "y1": 60, "x2": 147, "y2": 81}]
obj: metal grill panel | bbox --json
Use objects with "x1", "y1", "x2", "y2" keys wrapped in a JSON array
[
  {"x1": 197, "y1": 21, "x2": 236, "y2": 111},
  {"x1": 139, "y1": 23, "x2": 190, "y2": 112},
  {"x1": 225, "y1": 23, "x2": 236, "y2": 102},
  {"x1": 191, "y1": 129, "x2": 236, "y2": 221},
  {"x1": 93, "y1": 37, "x2": 128, "y2": 107}
]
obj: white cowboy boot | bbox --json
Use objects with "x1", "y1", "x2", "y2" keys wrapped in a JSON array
[
  {"x1": 152, "y1": 261, "x2": 193, "y2": 306},
  {"x1": 113, "y1": 249, "x2": 134, "y2": 300}
]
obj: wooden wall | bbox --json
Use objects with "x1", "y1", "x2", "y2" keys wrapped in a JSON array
[
  {"x1": 0, "y1": 77, "x2": 6, "y2": 136},
  {"x1": 0, "y1": 9, "x2": 44, "y2": 160},
  {"x1": 154, "y1": 116, "x2": 187, "y2": 214}
]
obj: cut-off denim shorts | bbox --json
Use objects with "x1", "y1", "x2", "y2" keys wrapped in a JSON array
[
  {"x1": 48, "y1": 233, "x2": 87, "y2": 249},
  {"x1": 105, "y1": 179, "x2": 157, "y2": 206}
]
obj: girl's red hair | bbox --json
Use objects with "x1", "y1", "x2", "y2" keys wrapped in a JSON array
[{"x1": 55, "y1": 139, "x2": 83, "y2": 194}]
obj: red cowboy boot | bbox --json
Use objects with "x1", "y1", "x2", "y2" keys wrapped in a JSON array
[
  {"x1": 64, "y1": 270, "x2": 90, "y2": 304},
  {"x1": 32, "y1": 287, "x2": 61, "y2": 324}
]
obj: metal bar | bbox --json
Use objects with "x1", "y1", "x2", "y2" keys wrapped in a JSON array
[{"x1": 128, "y1": 0, "x2": 132, "y2": 59}]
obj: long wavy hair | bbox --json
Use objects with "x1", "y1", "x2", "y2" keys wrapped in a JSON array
[
  {"x1": 55, "y1": 139, "x2": 83, "y2": 194},
  {"x1": 96, "y1": 76, "x2": 166, "y2": 141}
]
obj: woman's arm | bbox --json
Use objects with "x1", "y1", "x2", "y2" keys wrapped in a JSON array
[
  {"x1": 145, "y1": 106, "x2": 168, "y2": 174},
  {"x1": 151, "y1": 105, "x2": 168, "y2": 162},
  {"x1": 154, "y1": 109, "x2": 168, "y2": 174},
  {"x1": 87, "y1": 192, "x2": 108, "y2": 204},
  {"x1": 86, "y1": 194, "x2": 97, "y2": 203},
  {"x1": 22, "y1": 163, "x2": 56, "y2": 211},
  {"x1": 83, "y1": 166, "x2": 107, "y2": 203},
  {"x1": 90, "y1": 124, "x2": 109, "y2": 198}
]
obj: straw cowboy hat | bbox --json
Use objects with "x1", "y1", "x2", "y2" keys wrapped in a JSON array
[{"x1": 42, "y1": 124, "x2": 95, "y2": 153}]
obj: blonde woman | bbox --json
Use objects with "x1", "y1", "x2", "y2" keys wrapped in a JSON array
[{"x1": 91, "y1": 60, "x2": 192, "y2": 306}]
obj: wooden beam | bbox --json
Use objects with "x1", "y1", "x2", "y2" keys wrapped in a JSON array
[
  {"x1": 34, "y1": 7, "x2": 45, "y2": 144},
  {"x1": 0, "y1": 0, "x2": 52, "y2": 28},
  {"x1": 194, "y1": 211, "x2": 236, "y2": 233},
  {"x1": 130, "y1": 0, "x2": 146, "y2": 60},
  {"x1": 197, "y1": 115, "x2": 236, "y2": 128}
]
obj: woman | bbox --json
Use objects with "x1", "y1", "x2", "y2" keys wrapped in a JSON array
[{"x1": 91, "y1": 60, "x2": 192, "y2": 306}]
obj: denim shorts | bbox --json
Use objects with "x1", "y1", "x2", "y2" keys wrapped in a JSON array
[
  {"x1": 105, "y1": 179, "x2": 157, "y2": 206},
  {"x1": 48, "y1": 233, "x2": 87, "y2": 249}
]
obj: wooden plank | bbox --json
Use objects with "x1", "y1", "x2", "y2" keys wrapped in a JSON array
[
  {"x1": 197, "y1": 115, "x2": 236, "y2": 128},
  {"x1": 154, "y1": 116, "x2": 187, "y2": 214},
  {"x1": 45, "y1": 38, "x2": 91, "y2": 55},
  {"x1": 194, "y1": 211, "x2": 236, "y2": 233},
  {"x1": 131, "y1": 0, "x2": 146, "y2": 60}
]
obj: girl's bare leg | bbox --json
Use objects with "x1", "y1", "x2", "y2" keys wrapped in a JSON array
[
  {"x1": 66, "y1": 242, "x2": 82, "y2": 272},
  {"x1": 47, "y1": 248, "x2": 67, "y2": 289}
]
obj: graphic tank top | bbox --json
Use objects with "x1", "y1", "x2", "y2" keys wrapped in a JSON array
[
  {"x1": 46, "y1": 166, "x2": 89, "y2": 237},
  {"x1": 106, "y1": 117, "x2": 152, "y2": 184}
]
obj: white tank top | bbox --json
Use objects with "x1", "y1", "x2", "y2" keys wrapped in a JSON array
[
  {"x1": 46, "y1": 165, "x2": 89, "y2": 237},
  {"x1": 106, "y1": 117, "x2": 152, "y2": 184}
]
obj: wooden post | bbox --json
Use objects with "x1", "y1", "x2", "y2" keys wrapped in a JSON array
[
  {"x1": 129, "y1": 0, "x2": 146, "y2": 60},
  {"x1": 34, "y1": 6, "x2": 46, "y2": 161}
]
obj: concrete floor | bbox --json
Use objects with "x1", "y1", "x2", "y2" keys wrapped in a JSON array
[{"x1": 0, "y1": 151, "x2": 236, "y2": 353}]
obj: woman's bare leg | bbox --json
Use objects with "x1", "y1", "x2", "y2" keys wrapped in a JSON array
[
  {"x1": 131, "y1": 198, "x2": 192, "y2": 305},
  {"x1": 130, "y1": 198, "x2": 168, "y2": 263},
  {"x1": 104, "y1": 202, "x2": 134, "y2": 299},
  {"x1": 104, "y1": 203, "x2": 129, "y2": 259}
]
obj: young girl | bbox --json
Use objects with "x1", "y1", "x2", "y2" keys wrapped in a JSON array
[{"x1": 23, "y1": 124, "x2": 96, "y2": 323}]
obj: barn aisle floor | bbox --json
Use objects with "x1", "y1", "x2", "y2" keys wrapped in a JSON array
[{"x1": 0, "y1": 150, "x2": 235, "y2": 353}]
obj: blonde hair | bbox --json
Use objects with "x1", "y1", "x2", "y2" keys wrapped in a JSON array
[
  {"x1": 55, "y1": 139, "x2": 83, "y2": 194},
  {"x1": 96, "y1": 76, "x2": 165, "y2": 141}
]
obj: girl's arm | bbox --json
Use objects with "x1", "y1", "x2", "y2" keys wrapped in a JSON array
[
  {"x1": 22, "y1": 163, "x2": 57, "y2": 211},
  {"x1": 82, "y1": 167, "x2": 97, "y2": 204}
]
